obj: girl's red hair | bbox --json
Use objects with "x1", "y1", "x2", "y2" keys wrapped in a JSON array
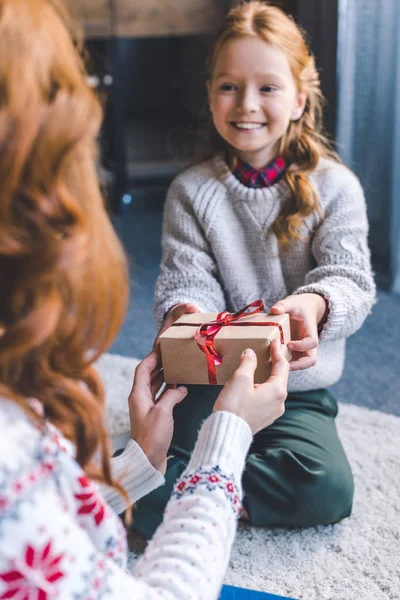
[{"x1": 204, "y1": 0, "x2": 340, "y2": 248}]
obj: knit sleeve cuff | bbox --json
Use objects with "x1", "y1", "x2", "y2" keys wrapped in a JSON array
[
  {"x1": 292, "y1": 284, "x2": 348, "y2": 340},
  {"x1": 104, "y1": 439, "x2": 165, "y2": 514},
  {"x1": 187, "y1": 411, "x2": 253, "y2": 486}
]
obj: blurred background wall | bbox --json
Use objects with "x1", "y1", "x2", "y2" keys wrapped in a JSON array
[
  {"x1": 67, "y1": 0, "x2": 399, "y2": 295},
  {"x1": 337, "y1": 0, "x2": 400, "y2": 293}
]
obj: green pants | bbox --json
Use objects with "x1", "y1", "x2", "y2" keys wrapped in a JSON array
[{"x1": 133, "y1": 386, "x2": 354, "y2": 538}]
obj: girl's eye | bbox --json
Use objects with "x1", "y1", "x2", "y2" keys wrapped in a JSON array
[
  {"x1": 219, "y1": 83, "x2": 237, "y2": 92},
  {"x1": 261, "y1": 85, "x2": 277, "y2": 93}
]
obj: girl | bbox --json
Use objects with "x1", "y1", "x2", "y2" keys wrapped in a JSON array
[
  {"x1": 0, "y1": 0, "x2": 289, "y2": 598},
  {"x1": 146, "y1": 0, "x2": 376, "y2": 533}
]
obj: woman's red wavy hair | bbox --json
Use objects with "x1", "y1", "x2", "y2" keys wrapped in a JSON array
[{"x1": 0, "y1": 0, "x2": 129, "y2": 497}]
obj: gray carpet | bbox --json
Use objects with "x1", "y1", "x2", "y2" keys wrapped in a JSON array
[
  {"x1": 111, "y1": 200, "x2": 163, "y2": 360},
  {"x1": 98, "y1": 354, "x2": 400, "y2": 600},
  {"x1": 110, "y1": 208, "x2": 400, "y2": 416}
]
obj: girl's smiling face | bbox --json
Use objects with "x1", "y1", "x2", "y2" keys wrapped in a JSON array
[{"x1": 208, "y1": 35, "x2": 307, "y2": 169}]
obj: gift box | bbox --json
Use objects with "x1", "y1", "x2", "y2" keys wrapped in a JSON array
[{"x1": 160, "y1": 301, "x2": 291, "y2": 385}]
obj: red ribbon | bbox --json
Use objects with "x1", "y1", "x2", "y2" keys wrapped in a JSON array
[{"x1": 172, "y1": 300, "x2": 285, "y2": 385}]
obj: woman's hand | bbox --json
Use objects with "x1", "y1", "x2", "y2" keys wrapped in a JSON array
[
  {"x1": 128, "y1": 351, "x2": 188, "y2": 475},
  {"x1": 213, "y1": 339, "x2": 289, "y2": 434},
  {"x1": 270, "y1": 293, "x2": 326, "y2": 371}
]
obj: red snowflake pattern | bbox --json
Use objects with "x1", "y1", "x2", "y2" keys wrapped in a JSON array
[
  {"x1": 176, "y1": 481, "x2": 186, "y2": 492},
  {"x1": 208, "y1": 475, "x2": 220, "y2": 483},
  {"x1": 74, "y1": 476, "x2": 105, "y2": 526},
  {"x1": 189, "y1": 475, "x2": 201, "y2": 485},
  {"x1": 0, "y1": 541, "x2": 64, "y2": 600},
  {"x1": 172, "y1": 466, "x2": 242, "y2": 516}
]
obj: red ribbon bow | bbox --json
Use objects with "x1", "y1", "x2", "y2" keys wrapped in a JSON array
[{"x1": 192, "y1": 300, "x2": 285, "y2": 385}]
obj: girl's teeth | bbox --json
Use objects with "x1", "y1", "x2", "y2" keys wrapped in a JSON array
[{"x1": 235, "y1": 123, "x2": 263, "y2": 130}]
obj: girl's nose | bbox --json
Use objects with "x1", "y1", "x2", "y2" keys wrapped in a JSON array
[{"x1": 238, "y1": 86, "x2": 259, "y2": 112}]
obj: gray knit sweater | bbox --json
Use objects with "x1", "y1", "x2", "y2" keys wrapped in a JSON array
[{"x1": 154, "y1": 154, "x2": 376, "y2": 392}]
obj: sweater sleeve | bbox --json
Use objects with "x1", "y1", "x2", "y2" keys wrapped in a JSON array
[
  {"x1": 133, "y1": 411, "x2": 253, "y2": 599},
  {"x1": 154, "y1": 177, "x2": 227, "y2": 328},
  {"x1": 0, "y1": 412, "x2": 252, "y2": 600},
  {"x1": 100, "y1": 438, "x2": 165, "y2": 515},
  {"x1": 293, "y1": 170, "x2": 377, "y2": 341}
]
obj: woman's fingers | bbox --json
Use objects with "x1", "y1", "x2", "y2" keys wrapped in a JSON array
[
  {"x1": 157, "y1": 385, "x2": 188, "y2": 413},
  {"x1": 129, "y1": 352, "x2": 161, "y2": 416},
  {"x1": 255, "y1": 339, "x2": 289, "y2": 399},
  {"x1": 150, "y1": 369, "x2": 165, "y2": 397},
  {"x1": 232, "y1": 348, "x2": 258, "y2": 379},
  {"x1": 212, "y1": 349, "x2": 257, "y2": 415},
  {"x1": 130, "y1": 350, "x2": 167, "y2": 400},
  {"x1": 229, "y1": 348, "x2": 257, "y2": 386},
  {"x1": 132, "y1": 351, "x2": 158, "y2": 390},
  {"x1": 268, "y1": 339, "x2": 290, "y2": 383}
]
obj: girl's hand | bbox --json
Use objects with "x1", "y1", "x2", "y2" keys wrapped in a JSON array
[
  {"x1": 128, "y1": 351, "x2": 188, "y2": 475},
  {"x1": 213, "y1": 339, "x2": 289, "y2": 434},
  {"x1": 270, "y1": 293, "x2": 326, "y2": 371},
  {"x1": 153, "y1": 303, "x2": 200, "y2": 356}
]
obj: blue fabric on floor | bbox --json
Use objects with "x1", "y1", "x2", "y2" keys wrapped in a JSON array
[{"x1": 220, "y1": 585, "x2": 296, "y2": 599}]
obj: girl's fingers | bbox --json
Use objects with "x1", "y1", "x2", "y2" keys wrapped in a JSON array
[
  {"x1": 153, "y1": 303, "x2": 200, "y2": 350},
  {"x1": 174, "y1": 303, "x2": 200, "y2": 317},
  {"x1": 288, "y1": 336, "x2": 318, "y2": 352},
  {"x1": 289, "y1": 350, "x2": 318, "y2": 371},
  {"x1": 164, "y1": 303, "x2": 200, "y2": 331},
  {"x1": 270, "y1": 296, "x2": 300, "y2": 317},
  {"x1": 269, "y1": 301, "x2": 286, "y2": 314}
]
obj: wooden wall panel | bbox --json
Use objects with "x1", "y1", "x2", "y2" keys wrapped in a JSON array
[
  {"x1": 67, "y1": 0, "x2": 111, "y2": 38},
  {"x1": 114, "y1": 0, "x2": 225, "y2": 37},
  {"x1": 296, "y1": 0, "x2": 338, "y2": 138},
  {"x1": 68, "y1": 0, "x2": 229, "y2": 38}
]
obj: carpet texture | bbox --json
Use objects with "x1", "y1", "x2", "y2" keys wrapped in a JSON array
[{"x1": 97, "y1": 353, "x2": 400, "y2": 600}]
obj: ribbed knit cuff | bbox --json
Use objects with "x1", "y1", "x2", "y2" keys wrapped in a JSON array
[
  {"x1": 293, "y1": 285, "x2": 346, "y2": 340},
  {"x1": 187, "y1": 411, "x2": 252, "y2": 487},
  {"x1": 105, "y1": 439, "x2": 165, "y2": 514}
]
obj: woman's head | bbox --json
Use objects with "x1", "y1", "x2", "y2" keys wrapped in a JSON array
[{"x1": 0, "y1": 0, "x2": 128, "y2": 488}]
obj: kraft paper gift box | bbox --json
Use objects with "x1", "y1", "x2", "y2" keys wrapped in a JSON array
[{"x1": 160, "y1": 304, "x2": 291, "y2": 386}]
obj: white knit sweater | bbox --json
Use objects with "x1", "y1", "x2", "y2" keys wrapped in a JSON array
[
  {"x1": 0, "y1": 397, "x2": 252, "y2": 599},
  {"x1": 154, "y1": 154, "x2": 376, "y2": 391}
]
